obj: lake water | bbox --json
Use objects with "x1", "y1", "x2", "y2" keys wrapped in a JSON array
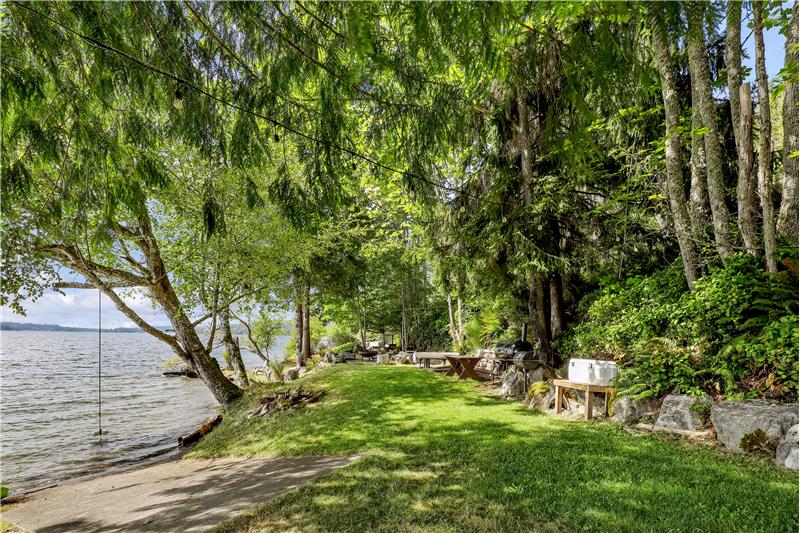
[{"x1": 0, "y1": 331, "x2": 288, "y2": 495}]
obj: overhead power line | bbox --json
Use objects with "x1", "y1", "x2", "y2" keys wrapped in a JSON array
[{"x1": 10, "y1": 1, "x2": 496, "y2": 204}]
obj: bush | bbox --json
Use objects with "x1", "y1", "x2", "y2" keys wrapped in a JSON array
[
  {"x1": 558, "y1": 254, "x2": 798, "y2": 401},
  {"x1": 331, "y1": 341, "x2": 356, "y2": 353}
]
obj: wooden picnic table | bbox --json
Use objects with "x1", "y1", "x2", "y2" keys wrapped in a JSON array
[
  {"x1": 445, "y1": 355, "x2": 483, "y2": 381},
  {"x1": 415, "y1": 352, "x2": 457, "y2": 368},
  {"x1": 554, "y1": 379, "x2": 614, "y2": 420}
]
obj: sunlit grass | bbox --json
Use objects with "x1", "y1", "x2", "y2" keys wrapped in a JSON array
[{"x1": 193, "y1": 365, "x2": 798, "y2": 532}]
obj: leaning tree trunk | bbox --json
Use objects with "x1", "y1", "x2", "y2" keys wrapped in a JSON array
[
  {"x1": 689, "y1": 83, "x2": 710, "y2": 244},
  {"x1": 755, "y1": 2, "x2": 778, "y2": 273},
  {"x1": 649, "y1": 5, "x2": 699, "y2": 288},
  {"x1": 301, "y1": 282, "x2": 311, "y2": 364},
  {"x1": 221, "y1": 307, "x2": 249, "y2": 388},
  {"x1": 138, "y1": 219, "x2": 241, "y2": 405},
  {"x1": 727, "y1": 1, "x2": 760, "y2": 256},
  {"x1": 686, "y1": 1, "x2": 734, "y2": 261},
  {"x1": 778, "y1": 3, "x2": 799, "y2": 244}
]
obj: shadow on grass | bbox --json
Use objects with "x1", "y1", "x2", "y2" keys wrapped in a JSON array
[{"x1": 195, "y1": 365, "x2": 797, "y2": 533}]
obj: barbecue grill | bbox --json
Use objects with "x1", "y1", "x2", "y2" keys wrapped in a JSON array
[{"x1": 498, "y1": 324, "x2": 552, "y2": 389}]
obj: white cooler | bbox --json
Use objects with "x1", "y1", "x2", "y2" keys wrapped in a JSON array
[{"x1": 568, "y1": 359, "x2": 618, "y2": 386}]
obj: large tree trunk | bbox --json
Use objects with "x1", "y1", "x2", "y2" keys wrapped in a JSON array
[
  {"x1": 447, "y1": 294, "x2": 458, "y2": 345},
  {"x1": 294, "y1": 297, "x2": 304, "y2": 366},
  {"x1": 528, "y1": 274, "x2": 552, "y2": 360},
  {"x1": 549, "y1": 273, "x2": 565, "y2": 340},
  {"x1": 755, "y1": 2, "x2": 778, "y2": 273},
  {"x1": 689, "y1": 84, "x2": 710, "y2": 244},
  {"x1": 686, "y1": 1, "x2": 734, "y2": 261},
  {"x1": 778, "y1": 4, "x2": 799, "y2": 244},
  {"x1": 221, "y1": 307, "x2": 249, "y2": 388},
  {"x1": 649, "y1": 5, "x2": 699, "y2": 289},
  {"x1": 727, "y1": 1, "x2": 760, "y2": 256},
  {"x1": 301, "y1": 282, "x2": 311, "y2": 364}
]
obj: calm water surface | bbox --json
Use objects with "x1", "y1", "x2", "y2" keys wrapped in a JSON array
[{"x1": 1, "y1": 331, "x2": 287, "y2": 495}]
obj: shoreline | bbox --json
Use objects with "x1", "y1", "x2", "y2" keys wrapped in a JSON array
[{"x1": 3, "y1": 442, "x2": 190, "y2": 503}]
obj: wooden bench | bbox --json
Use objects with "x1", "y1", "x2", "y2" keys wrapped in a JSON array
[
  {"x1": 554, "y1": 379, "x2": 615, "y2": 420},
  {"x1": 414, "y1": 352, "x2": 458, "y2": 368}
]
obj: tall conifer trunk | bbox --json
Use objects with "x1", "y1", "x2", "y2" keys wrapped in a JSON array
[
  {"x1": 754, "y1": 1, "x2": 778, "y2": 273},
  {"x1": 726, "y1": 1, "x2": 760, "y2": 256},
  {"x1": 301, "y1": 282, "x2": 311, "y2": 363},
  {"x1": 689, "y1": 84, "x2": 710, "y2": 244},
  {"x1": 648, "y1": 5, "x2": 699, "y2": 288},
  {"x1": 294, "y1": 296, "x2": 304, "y2": 366},
  {"x1": 686, "y1": 1, "x2": 734, "y2": 261},
  {"x1": 778, "y1": 4, "x2": 799, "y2": 244}
]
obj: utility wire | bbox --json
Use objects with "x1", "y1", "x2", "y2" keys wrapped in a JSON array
[{"x1": 11, "y1": 1, "x2": 490, "y2": 204}]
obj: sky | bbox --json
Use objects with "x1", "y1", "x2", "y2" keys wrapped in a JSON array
[{"x1": 0, "y1": 11, "x2": 792, "y2": 329}]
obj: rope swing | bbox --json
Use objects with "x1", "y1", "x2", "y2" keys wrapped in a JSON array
[{"x1": 94, "y1": 289, "x2": 105, "y2": 436}]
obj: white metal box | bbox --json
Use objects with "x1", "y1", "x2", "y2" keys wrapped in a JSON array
[{"x1": 568, "y1": 359, "x2": 618, "y2": 386}]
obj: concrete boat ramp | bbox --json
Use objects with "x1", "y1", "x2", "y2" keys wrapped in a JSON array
[{"x1": 2, "y1": 455, "x2": 359, "y2": 532}]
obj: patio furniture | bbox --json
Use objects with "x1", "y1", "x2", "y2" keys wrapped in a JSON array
[
  {"x1": 554, "y1": 379, "x2": 614, "y2": 420},
  {"x1": 414, "y1": 352, "x2": 457, "y2": 368},
  {"x1": 444, "y1": 355, "x2": 483, "y2": 381}
]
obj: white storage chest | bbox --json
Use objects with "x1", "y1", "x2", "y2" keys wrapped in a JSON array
[{"x1": 568, "y1": 359, "x2": 618, "y2": 386}]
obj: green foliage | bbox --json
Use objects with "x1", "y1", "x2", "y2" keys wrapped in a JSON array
[
  {"x1": 161, "y1": 356, "x2": 183, "y2": 369},
  {"x1": 330, "y1": 341, "x2": 357, "y2": 353},
  {"x1": 267, "y1": 361, "x2": 286, "y2": 382},
  {"x1": 559, "y1": 254, "x2": 799, "y2": 401},
  {"x1": 527, "y1": 380, "x2": 551, "y2": 400},
  {"x1": 322, "y1": 323, "x2": 355, "y2": 350},
  {"x1": 222, "y1": 350, "x2": 233, "y2": 371}
]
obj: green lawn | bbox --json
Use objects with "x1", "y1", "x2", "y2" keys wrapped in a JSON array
[{"x1": 192, "y1": 365, "x2": 798, "y2": 533}]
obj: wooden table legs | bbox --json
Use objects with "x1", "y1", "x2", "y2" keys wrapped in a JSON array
[
  {"x1": 457, "y1": 358, "x2": 481, "y2": 380},
  {"x1": 585, "y1": 385, "x2": 593, "y2": 420},
  {"x1": 553, "y1": 379, "x2": 613, "y2": 420}
]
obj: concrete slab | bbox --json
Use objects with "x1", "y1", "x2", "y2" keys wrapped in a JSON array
[{"x1": 2, "y1": 455, "x2": 360, "y2": 532}]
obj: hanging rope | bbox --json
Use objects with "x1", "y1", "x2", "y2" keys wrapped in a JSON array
[{"x1": 94, "y1": 289, "x2": 104, "y2": 436}]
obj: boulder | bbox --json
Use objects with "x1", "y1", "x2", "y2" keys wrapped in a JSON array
[
  {"x1": 613, "y1": 396, "x2": 649, "y2": 425},
  {"x1": 282, "y1": 367, "x2": 300, "y2": 382},
  {"x1": 559, "y1": 389, "x2": 608, "y2": 417},
  {"x1": 499, "y1": 371, "x2": 526, "y2": 400},
  {"x1": 527, "y1": 380, "x2": 556, "y2": 411},
  {"x1": 776, "y1": 424, "x2": 799, "y2": 470},
  {"x1": 526, "y1": 366, "x2": 557, "y2": 383},
  {"x1": 654, "y1": 394, "x2": 711, "y2": 431},
  {"x1": 710, "y1": 400, "x2": 798, "y2": 454}
]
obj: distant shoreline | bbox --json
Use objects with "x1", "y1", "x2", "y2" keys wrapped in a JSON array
[{"x1": 1, "y1": 322, "x2": 147, "y2": 333}]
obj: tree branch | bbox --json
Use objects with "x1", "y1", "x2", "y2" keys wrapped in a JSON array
[{"x1": 54, "y1": 281, "x2": 141, "y2": 289}]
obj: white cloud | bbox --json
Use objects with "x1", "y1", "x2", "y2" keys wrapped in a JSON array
[{"x1": 1, "y1": 288, "x2": 170, "y2": 329}]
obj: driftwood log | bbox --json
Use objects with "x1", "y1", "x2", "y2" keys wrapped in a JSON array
[
  {"x1": 178, "y1": 415, "x2": 222, "y2": 447},
  {"x1": 246, "y1": 387, "x2": 324, "y2": 418},
  {"x1": 163, "y1": 369, "x2": 198, "y2": 378}
]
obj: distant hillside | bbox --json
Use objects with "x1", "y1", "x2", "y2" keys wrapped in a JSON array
[{"x1": 1, "y1": 322, "x2": 144, "y2": 333}]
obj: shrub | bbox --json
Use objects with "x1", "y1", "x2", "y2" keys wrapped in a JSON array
[
  {"x1": 559, "y1": 254, "x2": 798, "y2": 401},
  {"x1": 331, "y1": 341, "x2": 356, "y2": 353}
]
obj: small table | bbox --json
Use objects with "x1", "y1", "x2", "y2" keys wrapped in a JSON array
[
  {"x1": 554, "y1": 379, "x2": 614, "y2": 420},
  {"x1": 445, "y1": 355, "x2": 483, "y2": 381}
]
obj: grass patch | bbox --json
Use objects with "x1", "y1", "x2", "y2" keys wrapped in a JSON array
[{"x1": 193, "y1": 365, "x2": 798, "y2": 532}]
